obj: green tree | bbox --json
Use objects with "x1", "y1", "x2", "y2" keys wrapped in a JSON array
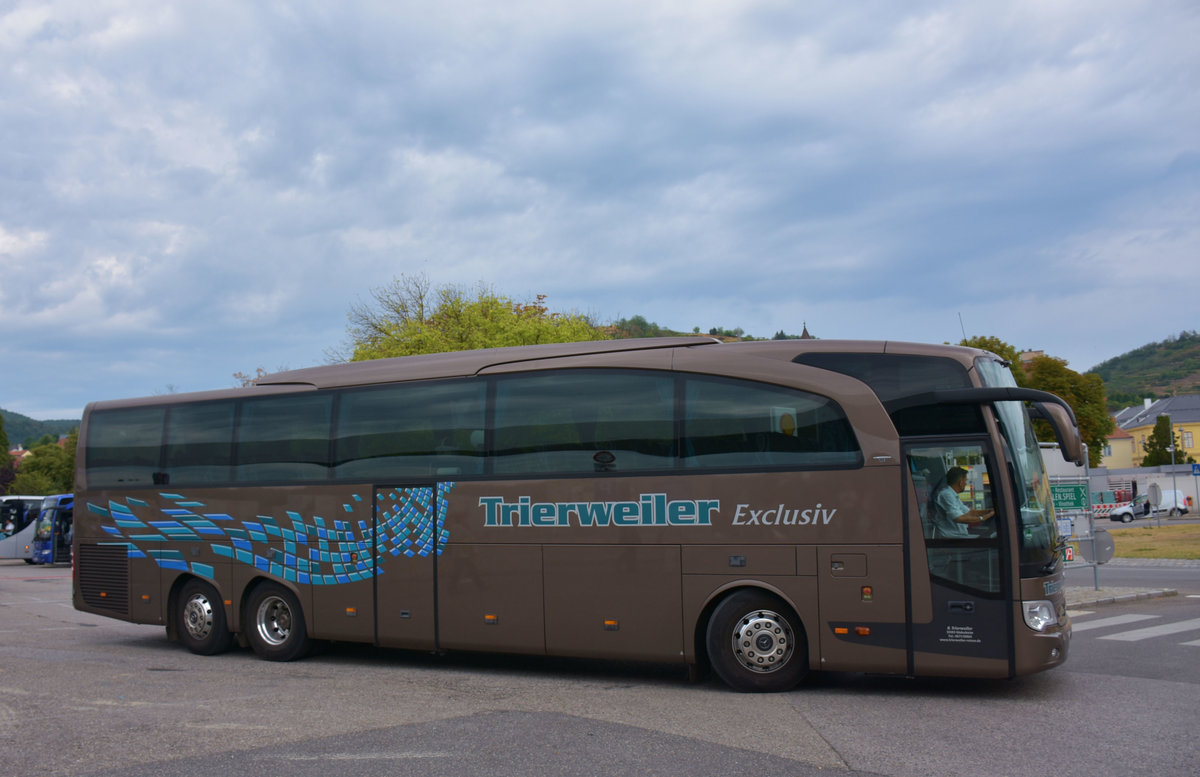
[
  {"x1": 610, "y1": 315, "x2": 673, "y2": 339},
  {"x1": 344, "y1": 275, "x2": 607, "y2": 360},
  {"x1": 0, "y1": 413, "x2": 13, "y2": 495},
  {"x1": 341, "y1": 273, "x2": 435, "y2": 358},
  {"x1": 1024, "y1": 355, "x2": 1114, "y2": 468},
  {"x1": 1140, "y1": 415, "x2": 1197, "y2": 467},
  {"x1": 960, "y1": 336, "x2": 1025, "y2": 385},
  {"x1": 9, "y1": 432, "x2": 76, "y2": 495},
  {"x1": 961, "y1": 336, "x2": 1113, "y2": 468},
  {"x1": 26, "y1": 432, "x2": 57, "y2": 449},
  {"x1": 9, "y1": 469, "x2": 56, "y2": 495}
]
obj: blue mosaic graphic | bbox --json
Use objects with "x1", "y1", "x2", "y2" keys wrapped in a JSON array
[{"x1": 86, "y1": 483, "x2": 455, "y2": 585}]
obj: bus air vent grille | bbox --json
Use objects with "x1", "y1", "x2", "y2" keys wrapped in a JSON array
[{"x1": 77, "y1": 544, "x2": 130, "y2": 615}]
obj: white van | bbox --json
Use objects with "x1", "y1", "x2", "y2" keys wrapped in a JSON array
[{"x1": 1155, "y1": 489, "x2": 1189, "y2": 516}]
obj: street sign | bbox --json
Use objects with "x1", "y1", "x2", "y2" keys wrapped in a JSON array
[
  {"x1": 1050, "y1": 483, "x2": 1089, "y2": 511},
  {"x1": 1078, "y1": 529, "x2": 1115, "y2": 564},
  {"x1": 1193, "y1": 463, "x2": 1200, "y2": 477}
]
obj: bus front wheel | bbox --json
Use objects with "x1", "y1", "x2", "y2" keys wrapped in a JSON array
[
  {"x1": 705, "y1": 590, "x2": 808, "y2": 693},
  {"x1": 176, "y1": 579, "x2": 234, "y2": 656},
  {"x1": 244, "y1": 582, "x2": 311, "y2": 661}
]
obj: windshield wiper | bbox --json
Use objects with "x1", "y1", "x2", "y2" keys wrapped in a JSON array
[{"x1": 1042, "y1": 538, "x2": 1067, "y2": 574}]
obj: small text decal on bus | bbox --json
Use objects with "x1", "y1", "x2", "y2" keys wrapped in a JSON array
[
  {"x1": 732, "y1": 503, "x2": 837, "y2": 526},
  {"x1": 480, "y1": 494, "x2": 718, "y2": 527}
]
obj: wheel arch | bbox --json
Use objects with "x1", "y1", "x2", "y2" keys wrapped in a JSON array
[
  {"x1": 165, "y1": 573, "x2": 227, "y2": 642},
  {"x1": 691, "y1": 581, "x2": 814, "y2": 678},
  {"x1": 241, "y1": 575, "x2": 313, "y2": 661},
  {"x1": 239, "y1": 574, "x2": 305, "y2": 621}
]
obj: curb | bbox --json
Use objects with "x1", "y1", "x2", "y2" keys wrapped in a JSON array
[{"x1": 1066, "y1": 588, "x2": 1178, "y2": 609}]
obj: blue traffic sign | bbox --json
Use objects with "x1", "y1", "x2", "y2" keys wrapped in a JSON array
[{"x1": 1193, "y1": 463, "x2": 1200, "y2": 476}]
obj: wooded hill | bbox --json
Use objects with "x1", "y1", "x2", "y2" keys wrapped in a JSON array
[
  {"x1": 1087, "y1": 331, "x2": 1200, "y2": 410},
  {"x1": 0, "y1": 409, "x2": 79, "y2": 449}
]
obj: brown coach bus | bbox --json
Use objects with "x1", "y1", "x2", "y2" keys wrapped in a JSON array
[{"x1": 72, "y1": 337, "x2": 1083, "y2": 692}]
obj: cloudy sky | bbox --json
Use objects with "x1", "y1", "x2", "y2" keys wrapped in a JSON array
[{"x1": 2, "y1": 1, "x2": 1197, "y2": 420}]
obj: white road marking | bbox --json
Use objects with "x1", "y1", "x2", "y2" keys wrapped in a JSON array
[
  {"x1": 1069, "y1": 614, "x2": 1158, "y2": 632},
  {"x1": 1099, "y1": 618, "x2": 1200, "y2": 642}
]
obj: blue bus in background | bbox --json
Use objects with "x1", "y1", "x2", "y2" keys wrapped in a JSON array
[
  {"x1": 1, "y1": 495, "x2": 45, "y2": 563},
  {"x1": 31, "y1": 494, "x2": 73, "y2": 565}
]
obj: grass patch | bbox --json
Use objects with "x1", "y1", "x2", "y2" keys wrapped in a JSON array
[{"x1": 1107, "y1": 524, "x2": 1200, "y2": 560}]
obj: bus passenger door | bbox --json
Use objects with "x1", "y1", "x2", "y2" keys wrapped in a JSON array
[
  {"x1": 905, "y1": 442, "x2": 1012, "y2": 678},
  {"x1": 373, "y1": 484, "x2": 442, "y2": 651}
]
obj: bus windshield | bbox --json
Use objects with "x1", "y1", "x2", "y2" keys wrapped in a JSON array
[{"x1": 974, "y1": 357, "x2": 1058, "y2": 573}]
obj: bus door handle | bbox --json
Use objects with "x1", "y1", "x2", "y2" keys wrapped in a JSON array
[{"x1": 947, "y1": 600, "x2": 975, "y2": 614}]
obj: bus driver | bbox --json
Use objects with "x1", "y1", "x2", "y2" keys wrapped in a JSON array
[{"x1": 930, "y1": 466, "x2": 994, "y2": 538}]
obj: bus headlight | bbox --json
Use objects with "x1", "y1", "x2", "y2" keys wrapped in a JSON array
[{"x1": 1023, "y1": 600, "x2": 1057, "y2": 632}]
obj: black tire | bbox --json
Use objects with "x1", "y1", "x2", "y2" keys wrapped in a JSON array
[
  {"x1": 1121, "y1": 513, "x2": 1133, "y2": 524},
  {"x1": 176, "y1": 578, "x2": 234, "y2": 655},
  {"x1": 243, "y1": 582, "x2": 311, "y2": 661},
  {"x1": 705, "y1": 590, "x2": 807, "y2": 693}
]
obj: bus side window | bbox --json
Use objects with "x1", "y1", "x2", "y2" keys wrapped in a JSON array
[
  {"x1": 164, "y1": 401, "x2": 235, "y2": 485},
  {"x1": 334, "y1": 380, "x2": 486, "y2": 479},
  {"x1": 492, "y1": 371, "x2": 674, "y2": 475},
  {"x1": 85, "y1": 407, "x2": 167, "y2": 487},
  {"x1": 236, "y1": 394, "x2": 333, "y2": 482},
  {"x1": 682, "y1": 376, "x2": 860, "y2": 469}
]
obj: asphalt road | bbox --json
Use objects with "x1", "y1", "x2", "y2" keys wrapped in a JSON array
[
  {"x1": 1, "y1": 560, "x2": 1197, "y2": 777},
  {"x1": 1067, "y1": 557, "x2": 1200, "y2": 592}
]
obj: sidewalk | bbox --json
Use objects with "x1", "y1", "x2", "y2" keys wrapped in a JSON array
[
  {"x1": 1064, "y1": 556, "x2": 1197, "y2": 607},
  {"x1": 1066, "y1": 585, "x2": 1178, "y2": 608}
]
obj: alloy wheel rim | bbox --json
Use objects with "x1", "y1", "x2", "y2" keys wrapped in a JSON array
[
  {"x1": 183, "y1": 593, "x2": 214, "y2": 640},
  {"x1": 731, "y1": 608, "x2": 793, "y2": 674},
  {"x1": 256, "y1": 595, "x2": 292, "y2": 646}
]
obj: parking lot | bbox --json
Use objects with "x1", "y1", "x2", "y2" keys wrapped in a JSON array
[
  {"x1": 3, "y1": 560, "x2": 1198, "y2": 777},
  {"x1": 0, "y1": 561, "x2": 844, "y2": 776}
]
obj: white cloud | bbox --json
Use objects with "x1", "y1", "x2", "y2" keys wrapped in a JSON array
[
  {"x1": 0, "y1": 225, "x2": 48, "y2": 256},
  {"x1": 1, "y1": 0, "x2": 1198, "y2": 416}
]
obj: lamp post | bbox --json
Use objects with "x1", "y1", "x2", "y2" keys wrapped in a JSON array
[{"x1": 1168, "y1": 414, "x2": 1178, "y2": 517}]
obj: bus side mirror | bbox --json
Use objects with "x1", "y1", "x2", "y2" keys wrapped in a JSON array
[{"x1": 1033, "y1": 402, "x2": 1085, "y2": 466}]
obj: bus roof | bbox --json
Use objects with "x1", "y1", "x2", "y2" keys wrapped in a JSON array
[
  {"x1": 262, "y1": 338, "x2": 993, "y2": 390},
  {"x1": 261, "y1": 336, "x2": 723, "y2": 389},
  {"x1": 83, "y1": 337, "x2": 996, "y2": 410}
]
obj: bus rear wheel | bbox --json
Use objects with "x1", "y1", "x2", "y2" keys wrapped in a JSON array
[
  {"x1": 706, "y1": 590, "x2": 807, "y2": 693},
  {"x1": 244, "y1": 582, "x2": 311, "y2": 661},
  {"x1": 176, "y1": 579, "x2": 233, "y2": 655}
]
